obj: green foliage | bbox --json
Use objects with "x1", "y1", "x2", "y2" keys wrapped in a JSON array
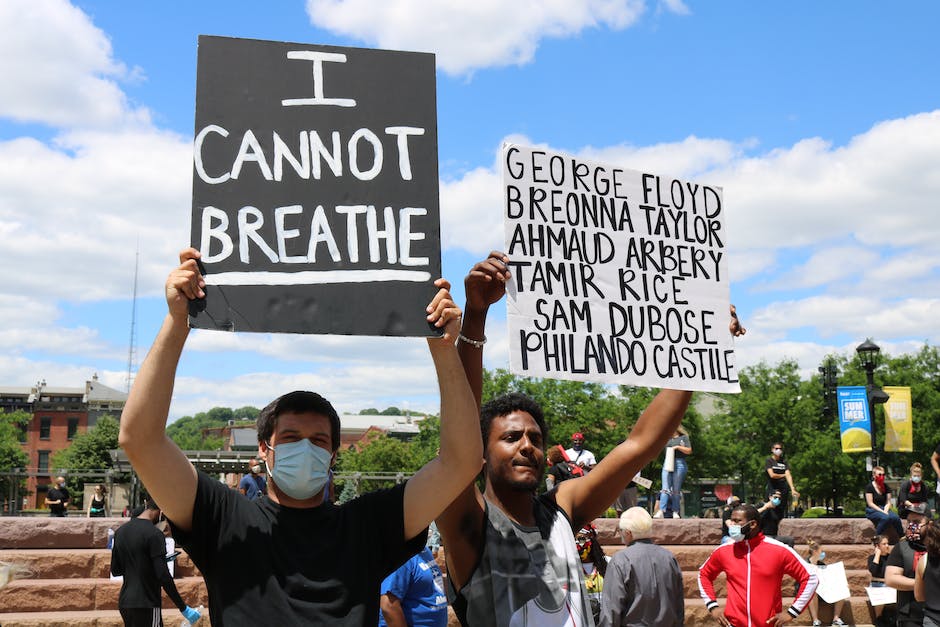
[
  {"x1": 380, "y1": 407, "x2": 404, "y2": 415},
  {"x1": 482, "y1": 368, "x2": 660, "y2": 458},
  {"x1": 0, "y1": 410, "x2": 29, "y2": 496},
  {"x1": 801, "y1": 507, "x2": 827, "y2": 518},
  {"x1": 337, "y1": 432, "x2": 420, "y2": 492},
  {"x1": 51, "y1": 415, "x2": 120, "y2": 502},
  {"x1": 694, "y1": 345, "x2": 940, "y2": 512},
  {"x1": 164, "y1": 405, "x2": 259, "y2": 450}
]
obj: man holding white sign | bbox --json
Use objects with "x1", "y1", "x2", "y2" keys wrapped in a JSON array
[
  {"x1": 437, "y1": 251, "x2": 745, "y2": 626},
  {"x1": 119, "y1": 248, "x2": 481, "y2": 625}
]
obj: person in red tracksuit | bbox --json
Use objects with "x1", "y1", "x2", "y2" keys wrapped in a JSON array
[{"x1": 698, "y1": 504, "x2": 818, "y2": 627}]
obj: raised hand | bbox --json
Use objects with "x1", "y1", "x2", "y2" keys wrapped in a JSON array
[
  {"x1": 426, "y1": 278, "x2": 462, "y2": 343},
  {"x1": 166, "y1": 248, "x2": 205, "y2": 320},
  {"x1": 464, "y1": 251, "x2": 510, "y2": 313},
  {"x1": 729, "y1": 304, "x2": 746, "y2": 337}
]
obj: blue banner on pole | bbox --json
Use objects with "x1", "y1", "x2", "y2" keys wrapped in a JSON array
[{"x1": 837, "y1": 386, "x2": 872, "y2": 453}]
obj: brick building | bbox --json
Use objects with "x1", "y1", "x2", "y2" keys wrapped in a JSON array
[{"x1": 0, "y1": 375, "x2": 127, "y2": 509}]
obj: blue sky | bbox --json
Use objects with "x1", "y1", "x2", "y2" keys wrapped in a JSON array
[{"x1": 0, "y1": 0, "x2": 937, "y2": 420}]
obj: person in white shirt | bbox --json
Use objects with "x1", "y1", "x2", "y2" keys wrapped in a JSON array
[{"x1": 565, "y1": 432, "x2": 597, "y2": 472}]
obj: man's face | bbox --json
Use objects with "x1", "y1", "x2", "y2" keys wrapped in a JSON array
[
  {"x1": 485, "y1": 411, "x2": 545, "y2": 491},
  {"x1": 248, "y1": 458, "x2": 261, "y2": 474},
  {"x1": 572, "y1": 437, "x2": 584, "y2": 451},
  {"x1": 729, "y1": 511, "x2": 756, "y2": 537},
  {"x1": 260, "y1": 411, "x2": 335, "y2": 470}
]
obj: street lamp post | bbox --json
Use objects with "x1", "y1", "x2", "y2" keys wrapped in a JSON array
[{"x1": 855, "y1": 339, "x2": 890, "y2": 468}]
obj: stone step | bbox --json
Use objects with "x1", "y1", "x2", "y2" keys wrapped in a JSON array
[
  {"x1": 0, "y1": 610, "x2": 131, "y2": 627},
  {"x1": 602, "y1": 544, "x2": 879, "y2": 571},
  {"x1": 680, "y1": 569, "x2": 875, "y2": 599},
  {"x1": 0, "y1": 548, "x2": 200, "y2": 580},
  {"x1": 0, "y1": 577, "x2": 208, "y2": 613},
  {"x1": 684, "y1": 596, "x2": 879, "y2": 626},
  {"x1": 592, "y1": 517, "x2": 878, "y2": 546}
]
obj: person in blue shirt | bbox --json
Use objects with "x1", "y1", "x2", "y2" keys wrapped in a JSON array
[
  {"x1": 236, "y1": 458, "x2": 266, "y2": 500},
  {"x1": 379, "y1": 547, "x2": 447, "y2": 627}
]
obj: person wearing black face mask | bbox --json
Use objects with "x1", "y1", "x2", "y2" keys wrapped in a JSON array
[
  {"x1": 885, "y1": 503, "x2": 930, "y2": 626},
  {"x1": 699, "y1": 504, "x2": 818, "y2": 627}
]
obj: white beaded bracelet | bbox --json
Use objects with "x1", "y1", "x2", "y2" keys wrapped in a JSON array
[{"x1": 457, "y1": 333, "x2": 487, "y2": 348}]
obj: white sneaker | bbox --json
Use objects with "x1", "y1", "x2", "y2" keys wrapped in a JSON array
[
  {"x1": 812, "y1": 620, "x2": 821, "y2": 626},
  {"x1": 653, "y1": 510, "x2": 663, "y2": 518},
  {"x1": 831, "y1": 619, "x2": 845, "y2": 626},
  {"x1": 672, "y1": 512, "x2": 680, "y2": 519}
]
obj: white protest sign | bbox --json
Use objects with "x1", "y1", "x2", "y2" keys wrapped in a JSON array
[
  {"x1": 814, "y1": 562, "x2": 851, "y2": 603},
  {"x1": 865, "y1": 585, "x2": 897, "y2": 606},
  {"x1": 503, "y1": 143, "x2": 739, "y2": 392}
]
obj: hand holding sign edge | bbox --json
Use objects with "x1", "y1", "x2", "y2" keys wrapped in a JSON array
[
  {"x1": 169, "y1": 248, "x2": 205, "y2": 323},
  {"x1": 426, "y1": 278, "x2": 461, "y2": 344}
]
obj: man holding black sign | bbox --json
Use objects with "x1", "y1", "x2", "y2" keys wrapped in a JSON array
[
  {"x1": 437, "y1": 252, "x2": 745, "y2": 627},
  {"x1": 119, "y1": 248, "x2": 481, "y2": 625}
]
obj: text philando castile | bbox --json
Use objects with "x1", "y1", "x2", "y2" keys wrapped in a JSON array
[{"x1": 504, "y1": 146, "x2": 736, "y2": 383}]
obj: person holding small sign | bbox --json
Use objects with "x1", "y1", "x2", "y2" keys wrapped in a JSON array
[
  {"x1": 119, "y1": 248, "x2": 481, "y2": 626},
  {"x1": 437, "y1": 252, "x2": 746, "y2": 627}
]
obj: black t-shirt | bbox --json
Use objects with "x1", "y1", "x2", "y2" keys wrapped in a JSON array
[
  {"x1": 171, "y1": 470, "x2": 426, "y2": 626},
  {"x1": 865, "y1": 482, "x2": 890, "y2": 508},
  {"x1": 924, "y1": 555, "x2": 940, "y2": 622},
  {"x1": 46, "y1": 486, "x2": 69, "y2": 514},
  {"x1": 110, "y1": 518, "x2": 168, "y2": 608},
  {"x1": 886, "y1": 540, "x2": 925, "y2": 620},
  {"x1": 760, "y1": 505, "x2": 784, "y2": 536},
  {"x1": 868, "y1": 553, "x2": 887, "y2": 579},
  {"x1": 765, "y1": 457, "x2": 789, "y2": 492},
  {"x1": 547, "y1": 463, "x2": 574, "y2": 485}
]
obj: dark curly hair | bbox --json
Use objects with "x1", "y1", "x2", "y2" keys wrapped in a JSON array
[
  {"x1": 923, "y1": 520, "x2": 940, "y2": 559},
  {"x1": 480, "y1": 392, "x2": 548, "y2": 450},
  {"x1": 256, "y1": 391, "x2": 341, "y2": 452}
]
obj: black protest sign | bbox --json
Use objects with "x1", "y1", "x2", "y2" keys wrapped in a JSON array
[
  {"x1": 503, "y1": 143, "x2": 739, "y2": 393},
  {"x1": 190, "y1": 36, "x2": 441, "y2": 336}
]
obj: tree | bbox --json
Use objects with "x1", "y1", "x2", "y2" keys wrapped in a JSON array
[
  {"x1": 0, "y1": 410, "x2": 29, "y2": 500},
  {"x1": 51, "y1": 415, "x2": 120, "y2": 504},
  {"x1": 165, "y1": 408, "x2": 232, "y2": 450}
]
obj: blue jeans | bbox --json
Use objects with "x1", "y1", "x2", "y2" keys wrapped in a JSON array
[
  {"x1": 660, "y1": 458, "x2": 688, "y2": 515},
  {"x1": 865, "y1": 506, "x2": 903, "y2": 536}
]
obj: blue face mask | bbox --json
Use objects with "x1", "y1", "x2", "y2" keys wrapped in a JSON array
[
  {"x1": 728, "y1": 524, "x2": 746, "y2": 542},
  {"x1": 266, "y1": 439, "x2": 332, "y2": 500},
  {"x1": 819, "y1": 551, "x2": 826, "y2": 560},
  {"x1": 771, "y1": 497, "x2": 781, "y2": 506}
]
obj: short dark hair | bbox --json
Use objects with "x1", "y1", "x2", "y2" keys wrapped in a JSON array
[
  {"x1": 143, "y1": 497, "x2": 159, "y2": 511},
  {"x1": 733, "y1": 504, "x2": 760, "y2": 524},
  {"x1": 480, "y1": 392, "x2": 548, "y2": 450},
  {"x1": 257, "y1": 391, "x2": 341, "y2": 452},
  {"x1": 923, "y1": 521, "x2": 940, "y2": 559}
]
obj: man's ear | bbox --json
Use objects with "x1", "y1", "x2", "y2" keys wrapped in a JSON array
[{"x1": 258, "y1": 441, "x2": 270, "y2": 463}]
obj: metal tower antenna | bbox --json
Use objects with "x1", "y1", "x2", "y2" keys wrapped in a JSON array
[{"x1": 125, "y1": 245, "x2": 139, "y2": 392}]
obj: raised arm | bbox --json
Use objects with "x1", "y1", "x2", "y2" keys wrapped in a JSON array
[
  {"x1": 118, "y1": 249, "x2": 203, "y2": 531},
  {"x1": 402, "y1": 279, "x2": 483, "y2": 541},
  {"x1": 556, "y1": 305, "x2": 745, "y2": 527},
  {"x1": 456, "y1": 251, "x2": 509, "y2": 405},
  {"x1": 436, "y1": 252, "x2": 510, "y2": 589},
  {"x1": 556, "y1": 389, "x2": 691, "y2": 527}
]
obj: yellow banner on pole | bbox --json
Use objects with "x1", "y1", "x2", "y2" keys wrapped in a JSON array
[{"x1": 883, "y1": 386, "x2": 913, "y2": 453}]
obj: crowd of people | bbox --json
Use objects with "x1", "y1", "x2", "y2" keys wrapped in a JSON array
[{"x1": 88, "y1": 248, "x2": 940, "y2": 626}]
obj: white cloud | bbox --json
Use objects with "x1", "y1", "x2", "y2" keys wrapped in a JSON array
[
  {"x1": 761, "y1": 245, "x2": 880, "y2": 291},
  {"x1": 305, "y1": 0, "x2": 669, "y2": 75},
  {"x1": 716, "y1": 111, "x2": 940, "y2": 251},
  {"x1": 0, "y1": 129, "x2": 192, "y2": 304},
  {"x1": 0, "y1": 0, "x2": 149, "y2": 129}
]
